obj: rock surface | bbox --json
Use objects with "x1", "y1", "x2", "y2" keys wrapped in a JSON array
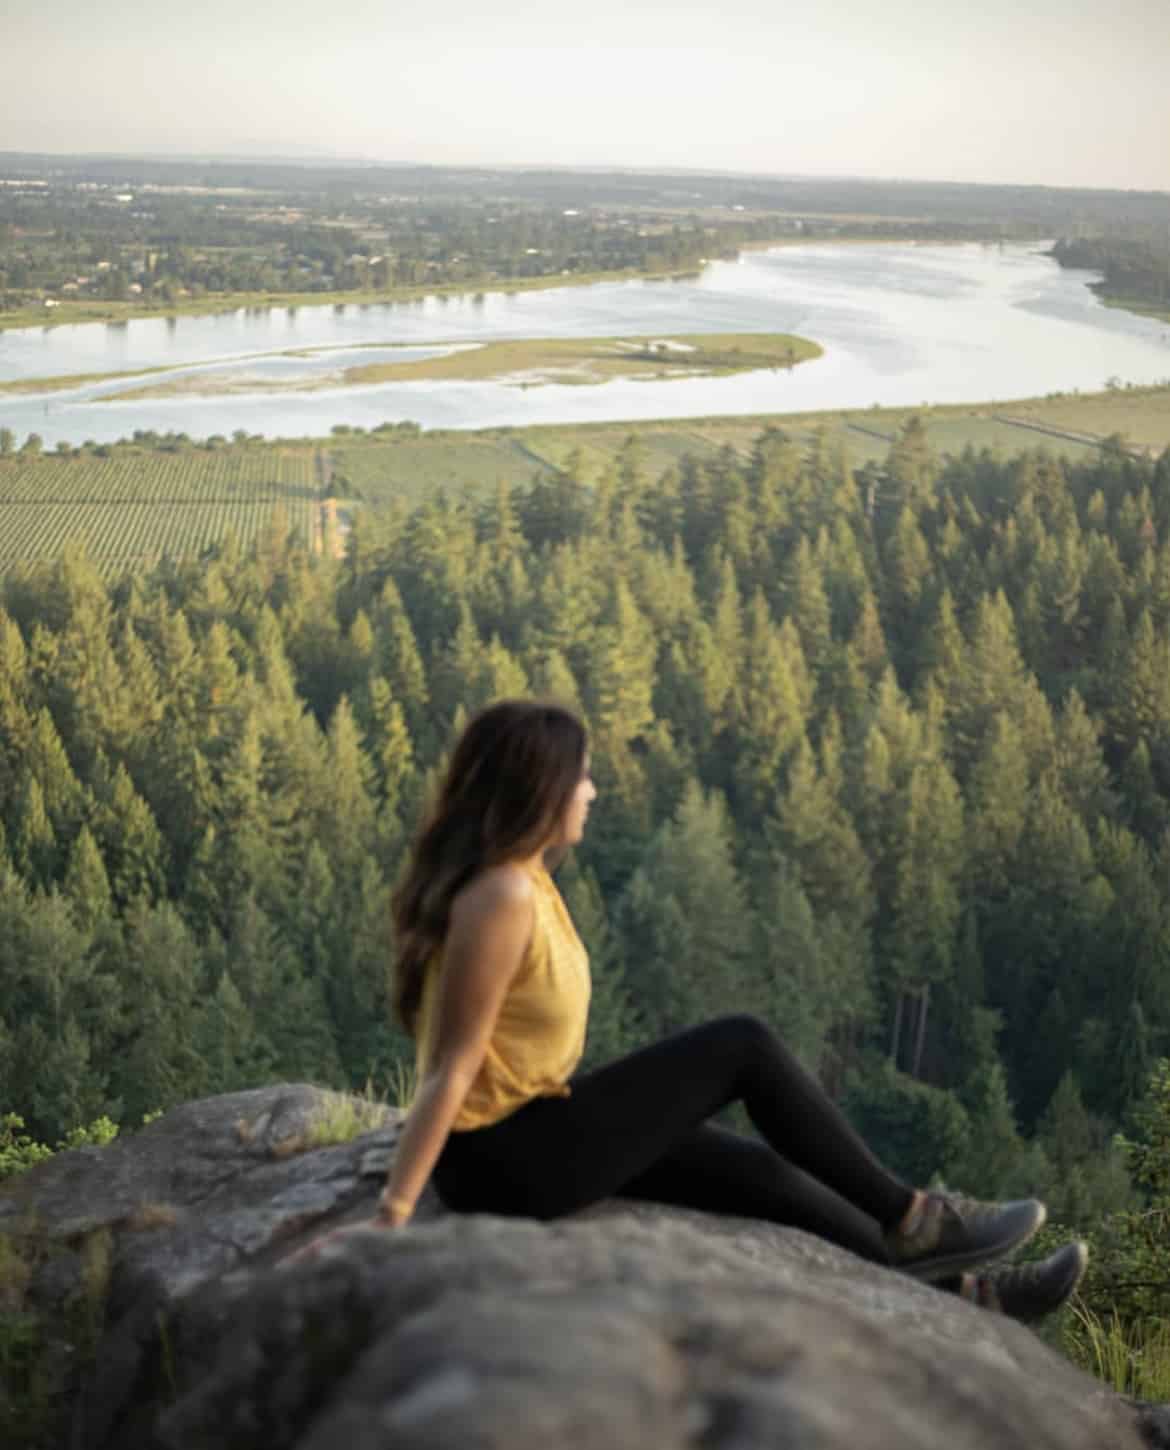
[{"x1": 0, "y1": 1084, "x2": 1158, "y2": 1450}]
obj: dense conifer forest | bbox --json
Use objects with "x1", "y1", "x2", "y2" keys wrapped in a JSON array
[{"x1": 4, "y1": 421, "x2": 1170, "y2": 1312}]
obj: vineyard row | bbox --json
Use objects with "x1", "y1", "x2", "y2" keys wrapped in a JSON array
[{"x1": 0, "y1": 499, "x2": 314, "y2": 563}]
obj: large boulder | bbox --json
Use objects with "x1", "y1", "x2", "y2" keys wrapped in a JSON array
[{"x1": 0, "y1": 1084, "x2": 1159, "y2": 1450}]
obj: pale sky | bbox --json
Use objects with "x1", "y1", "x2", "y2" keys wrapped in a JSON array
[{"x1": 4, "y1": 0, "x2": 1168, "y2": 191}]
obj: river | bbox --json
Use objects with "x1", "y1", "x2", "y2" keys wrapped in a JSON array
[{"x1": 1, "y1": 241, "x2": 1168, "y2": 447}]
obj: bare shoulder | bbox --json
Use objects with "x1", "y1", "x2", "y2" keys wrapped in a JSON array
[{"x1": 452, "y1": 863, "x2": 535, "y2": 926}]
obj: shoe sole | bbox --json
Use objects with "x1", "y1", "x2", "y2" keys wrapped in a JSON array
[{"x1": 903, "y1": 1199, "x2": 1048, "y2": 1282}]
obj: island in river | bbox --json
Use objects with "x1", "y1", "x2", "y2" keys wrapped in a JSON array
[{"x1": 18, "y1": 333, "x2": 822, "y2": 402}]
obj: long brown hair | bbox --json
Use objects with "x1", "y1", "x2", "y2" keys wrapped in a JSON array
[{"x1": 391, "y1": 698, "x2": 588, "y2": 1036}]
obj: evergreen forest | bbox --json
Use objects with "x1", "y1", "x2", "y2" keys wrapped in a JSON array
[{"x1": 4, "y1": 420, "x2": 1170, "y2": 1317}]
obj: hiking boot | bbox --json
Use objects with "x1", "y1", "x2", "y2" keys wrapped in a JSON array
[
  {"x1": 969, "y1": 1240, "x2": 1089, "y2": 1323},
  {"x1": 886, "y1": 1191, "x2": 1047, "y2": 1281}
]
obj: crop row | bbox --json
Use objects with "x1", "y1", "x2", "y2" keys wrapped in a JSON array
[
  {"x1": 0, "y1": 498, "x2": 314, "y2": 564},
  {"x1": 0, "y1": 449, "x2": 318, "y2": 504}
]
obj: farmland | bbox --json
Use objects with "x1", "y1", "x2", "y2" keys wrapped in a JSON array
[
  {"x1": 330, "y1": 434, "x2": 557, "y2": 507},
  {"x1": 1, "y1": 384, "x2": 1167, "y2": 572},
  {"x1": 0, "y1": 447, "x2": 316, "y2": 569}
]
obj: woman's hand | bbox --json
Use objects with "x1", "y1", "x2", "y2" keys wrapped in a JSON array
[{"x1": 376, "y1": 1186, "x2": 415, "y2": 1228}]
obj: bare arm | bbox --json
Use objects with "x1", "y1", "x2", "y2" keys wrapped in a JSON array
[{"x1": 379, "y1": 867, "x2": 535, "y2": 1224}]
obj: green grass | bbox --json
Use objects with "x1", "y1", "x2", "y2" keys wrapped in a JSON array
[
  {"x1": 519, "y1": 426, "x2": 730, "y2": 486},
  {"x1": 331, "y1": 435, "x2": 556, "y2": 506},
  {"x1": 275, "y1": 1084, "x2": 391, "y2": 1157},
  {"x1": 990, "y1": 384, "x2": 1170, "y2": 453},
  {"x1": 341, "y1": 332, "x2": 822, "y2": 388},
  {"x1": 387, "y1": 1060, "x2": 418, "y2": 1112},
  {"x1": 266, "y1": 1073, "x2": 415, "y2": 1159},
  {"x1": 79, "y1": 332, "x2": 822, "y2": 402},
  {"x1": 1063, "y1": 1304, "x2": 1170, "y2": 1400}
]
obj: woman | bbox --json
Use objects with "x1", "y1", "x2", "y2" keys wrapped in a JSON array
[{"x1": 377, "y1": 698, "x2": 1087, "y2": 1321}]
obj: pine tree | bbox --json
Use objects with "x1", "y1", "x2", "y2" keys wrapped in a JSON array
[
  {"x1": 362, "y1": 675, "x2": 414, "y2": 817},
  {"x1": 372, "y1": 578, "x2": 431, "y2": 750},
  {"x1": 966, "y1": 715, "x2": 1030, "y2": 901},
  {"x1": 63, "y1": 826, "x2": 113, "y2": 935},
  {"x1": 558, "y1": 858, "x2": 640, "y2": 1070},
  {"x1": 881, "y1": 507, "x2": 933, "y2": 678},
  {"x1": 851, "y1": 588, "x2": 890, "y2": 684},
  {"x1": 429, "y1": 601, "x2": 484, "y2": 731},
  {"x1": 1054, "y1": 689, "x2": 1114, "y2": 824},
  {"x1": 953, "y1": 1060, "x2": 1023, "y2": 1195},
  {"x1": 525, "y1": 646, "x2": 585, "y2": 716},
  {"x1": 0, "y1": 870, "x2": 115, "y2": 1139},
  {"x1": 12, "y1": 775, "x2": 57, "y2": 887},
  {"x1": 1112, "y1": 609, "x2": 1170, "y2": 766},
  {"x1": 731, "y1": 591, "x2": 805, "y2": 817},
  {"x1": 612, "y1": 780, "x2": 751, "y2": 1036},
  {"x1": 586, "y1": 578, "x2": 656, "y2": 748},
  {"x1": 322, "y1": 695, "x2": 377, "y2": 862},
  {"x1": 224, "y1": 892, "x2": 343, "y2": 1085},
  {"x1": 883, "y1": 416, "x2": 936, "y2": 514},
  {"x1": 475, "y1": 634, "x2": 530, "y2": 710},
  {"x1": 884, "y1": 755, "x2": 964, "y2": 1078},
  {"x1": 917, "y1": 587, "x2": 965, "y2": 700},
  {"x1": 948, "y1": 589, "x2": 1049, "y2": 782},
  {"x1": 197, "y1": 619, "x2": 243, "y2": 744},
  {"x1": 765, "y1": 736, "x2": 872, "y2": 930},
  {"x1": 656, "y1": 618, "x2": 733, "y2": 760},
  {"x1": 782, "y1": 536, "x2": 832, "y2": 672},
  {"x1": 26, "y1": 707, "x2": 86, "y2": 844},
  {"x1": 93, "y1": 762, "x2": 167, "y2": 908},
  {"x1": 194, "y1": 971, "x2": 268, "y2": 1094},
  {"x1": 108, "y1": 901, "x2": 208, "y2": 1123},
  {"x1": 750, "y1": 854, "x2": 872, "y2": 1078}
]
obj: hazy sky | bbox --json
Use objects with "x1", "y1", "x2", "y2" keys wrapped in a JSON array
[{"x1": 5, "y1": 0, "x2": 1167, "y2": 191}]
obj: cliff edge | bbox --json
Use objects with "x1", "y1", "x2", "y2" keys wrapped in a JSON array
[{"x1": 1, "y1": 1083, "x2": 1163, "y2": 1450}]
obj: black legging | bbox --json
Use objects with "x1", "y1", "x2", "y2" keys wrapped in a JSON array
[{"x1": 433, "y1": 1013, "x2": 936, "y2": 1274}]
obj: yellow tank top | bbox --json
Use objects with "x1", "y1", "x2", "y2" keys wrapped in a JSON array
[{"x1": 412, "y1": 860, "x2": 592, "y2": 1131}]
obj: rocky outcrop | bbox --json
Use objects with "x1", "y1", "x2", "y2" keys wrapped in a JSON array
[{"x1": 0, "y1": 1084, "x2": 1158, "y2": 1449}]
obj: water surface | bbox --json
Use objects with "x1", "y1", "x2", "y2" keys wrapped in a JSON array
[{"x1": 1, "y1": 242, "x2": 1168, "y2": 446}]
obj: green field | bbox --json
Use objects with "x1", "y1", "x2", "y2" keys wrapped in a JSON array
[
  {"x1": 330, "y1": 435, "x2": 557, "y2": 506},
  {"x1": 0, "y1": 447, "x2": 316, "y2": 504},
  {"x1": 1, "y1": 386, "x2": 1167, "y2": 570},
  {"x1": 986, "y1": 385, "x2": 1170, "y2": 452},
  {"x1": 0, "y1": 447, "x2": 316, "y2": 567}
]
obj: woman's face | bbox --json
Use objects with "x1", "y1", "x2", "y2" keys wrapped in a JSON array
[{"x1": 551, "y1": 753, "x2": 597, "y2": 848}]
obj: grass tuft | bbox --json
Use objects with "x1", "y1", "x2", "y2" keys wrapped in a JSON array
[
  {"x1": 387, "y1": 1060, "x2": 417, "y2": 1112},
  {"x1": 1064, "y1": 1303, "x2": 1170, "y2": 1401},
  {"x1": 269, "y1": 1082, "x2": 391, "y2": 1159}
]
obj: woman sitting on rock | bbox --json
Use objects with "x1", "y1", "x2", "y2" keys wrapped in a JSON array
[{"x1": 377, "y1": 698, "x2": 1087, "y2": 1322}]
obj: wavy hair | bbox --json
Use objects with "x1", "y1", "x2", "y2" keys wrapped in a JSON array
[{"x1": 391, "y1": 698, "x2": 588, "y2": 1036}]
